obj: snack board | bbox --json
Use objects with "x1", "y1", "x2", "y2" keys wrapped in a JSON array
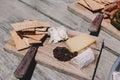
[
  {"x1": 68, "y1": 1, "x2": 120, "y2": 40},
  {"x1": 4, "y1": 29, "x2": 103, "y2": 79}
]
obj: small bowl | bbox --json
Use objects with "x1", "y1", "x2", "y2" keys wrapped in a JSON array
[{"x1": 109, "y1": 56, "x2": 120, "y2": 80}]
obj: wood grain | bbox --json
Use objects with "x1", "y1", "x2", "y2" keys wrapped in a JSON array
[
  {"x1": 0, "y1": 0, "x2": 119, "y2": 80},
  {"x1": 94, "y1": 49, "x2": 117, "y2": 80}
]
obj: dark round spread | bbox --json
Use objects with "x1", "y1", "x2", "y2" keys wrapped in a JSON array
[{"x1": 53, "y1": 47, "x2": 78, "y2": 61}]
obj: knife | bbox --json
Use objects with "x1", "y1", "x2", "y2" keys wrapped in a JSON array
[
  {"x1": 89, "y1": 13, "x2": 104, "y2": 36},
  {"x1": 14, "y1": 34, "x2": 48, "y2": 79},
  {"x1": 88, "y1": 1, "x2": 120, "y2": 36}
]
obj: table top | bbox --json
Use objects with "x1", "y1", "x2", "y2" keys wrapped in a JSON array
[{"x1": 0, "y1": 0, "x2": 119, "y2": 80}]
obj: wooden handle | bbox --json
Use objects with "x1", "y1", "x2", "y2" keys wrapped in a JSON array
[
  {"x1": 89, "y1": 13, "x2": 104, "y2": 32},
  {"x1": 14, "y1": 34, "x2": 48, "y2": 79},
  {"x1": 14, "y1": 45, "x2": 39, "y2": 79}
]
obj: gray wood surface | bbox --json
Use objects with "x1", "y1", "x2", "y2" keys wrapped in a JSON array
[
  {"x1": 94, "y1": 49, "x2": 117, "y2": 80},
  {"x1": 0, "y1": 0, "x2": 119, "y2": 80}
]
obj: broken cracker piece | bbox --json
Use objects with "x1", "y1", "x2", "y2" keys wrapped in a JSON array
[
  {"x1": 11, "y1": 20, "x2": 50, "y2": 31},
  {"x1": 35, "y1": 31, "x2": 48, "y2": 35},
  {"x1": 23, "y1": 37, "x2": 41, "y2": 45},
  {"x1": 23, "y1": 34, "x2": 45, "y2": 41},
  {"x1": 10, "y1": 30, "x2": 29, "y2": 50},
  {"x1": 22, "y1": 28, "x2": 35, "y2": 32},
  {"x1": 78, "y1": 0, "x2": 105, "y2": 11},
  {"x1": 35, "y1": 27, "x2": 47, "y2": 32}
]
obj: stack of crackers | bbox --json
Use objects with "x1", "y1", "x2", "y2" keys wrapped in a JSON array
[
  {"x1": 78, "y1": 0, "x2": 115, "y2": 12},
  {"x1": 10, "y1": 20, "x2": 50, "y2": 51}
]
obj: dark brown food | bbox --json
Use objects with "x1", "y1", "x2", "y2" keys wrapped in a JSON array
[
  {"x1": 110, "y1": 9, "x2": 119, "y2": 18},
  {"x1": 53, "y1": 47, "x2": 78, "y2": 61},
  {"x1": 102, "y1": 1, "x2": 120, "y2": 19},
  {"x1": 102, "y1": 3, "x2": 118, "y2": 12}
]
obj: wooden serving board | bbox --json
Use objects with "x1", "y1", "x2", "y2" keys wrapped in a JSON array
[
  {"x1": 4, "y1": 30, "x2": 103, "y2": 80},
  {"x1": 68, "y1": 1, "x2": 120, "y2": 40}
]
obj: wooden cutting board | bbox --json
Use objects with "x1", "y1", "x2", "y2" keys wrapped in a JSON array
[
  {"x1": 4, "y1": 30, "x2": 103, "y2": 80},
  {"x1": 68, "y1": 1, "x2": 120, "y2": 40}
]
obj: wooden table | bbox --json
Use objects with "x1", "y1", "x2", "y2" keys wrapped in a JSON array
[{"x1": 0, "y1": 0, "x2": 119, "y2": 80}]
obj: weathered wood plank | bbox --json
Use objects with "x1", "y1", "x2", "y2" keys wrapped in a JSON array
[
  {"x1": 35, "y1": 64, "x2": 79, "y2": 80},
  {"x1": 0, "y1": 0, "x2": 119, "y2": 80},
  {"x1": 21, "y1": 0, "x2": 120, "y2": 55},
  {"x1": 94, "y1": 49, "x2": 118, "y2": 80},
  {"x1": 0, "y1": 43, "x2": 19, "y2": 80},
  {"x1": 61, "y1": 0, "x2": 76, "y2": 4}
]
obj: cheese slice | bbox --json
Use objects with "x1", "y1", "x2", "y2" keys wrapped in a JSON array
[{"x1": 66, "y1": 33, "x2": 96, "y2": 52}]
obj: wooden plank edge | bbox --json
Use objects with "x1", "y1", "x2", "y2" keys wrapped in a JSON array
[
  {"x1": 67, "y1": 2, "x2": 94, "y2": 22},
  {"x1": 35, "y1": 59, "x2": 91, "y2": 80},
  {"x1": 101, "y1": 26, "x2": 120, "y2": 41},
  {"x1": 3, "y1": 43, "x2": 25, "y2": 58}
]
